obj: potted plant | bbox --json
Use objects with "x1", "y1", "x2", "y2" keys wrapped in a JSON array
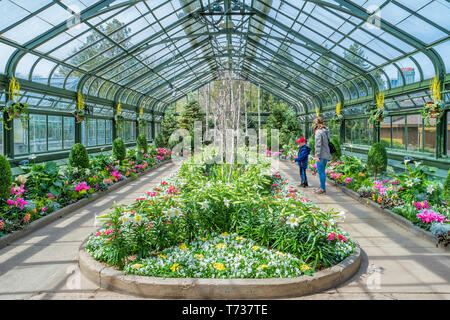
[
  {"x1": 367, "y1": 91, "x2": 385, "y2": 123},
  {"x1": 1, "y1": 101, "x2": 30, "y2": 130},
  {"x1": 73, "y1": 109, "x2": 86, "y2": 123},
  {"x1": 420, "y1": 76, "x2": 444, "y2": 127}
]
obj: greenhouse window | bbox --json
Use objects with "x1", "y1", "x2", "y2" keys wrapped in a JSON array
[
  {"x1": 0, "y1": 123, "x2": 3, "y2": 155},
  {"x1": 120, "y1": 120, "x2": 136, "y2": 143},
  {"x1": 81, "y1": 118, "x2": 112, "y2": 147}
]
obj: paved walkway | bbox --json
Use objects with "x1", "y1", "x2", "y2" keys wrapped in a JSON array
[
  {"x1": 0, "y1": 158, "x2": 449, "y2": 300},
  {"x1": 276, "y1": 160, "x2": 450, "y2": 300}
]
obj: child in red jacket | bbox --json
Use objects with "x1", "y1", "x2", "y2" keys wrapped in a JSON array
[{"x1": 294, "y1": 137, "x2": 311, "y2": 187}]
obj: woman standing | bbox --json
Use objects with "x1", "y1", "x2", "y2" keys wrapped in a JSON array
[{"x1": 313, "y1": 117, "x2": 331, "y2": 195}]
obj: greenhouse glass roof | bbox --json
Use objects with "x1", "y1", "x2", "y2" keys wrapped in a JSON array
[{"x1": 0, "y1": 0, "x2": 448, "y2": 114}]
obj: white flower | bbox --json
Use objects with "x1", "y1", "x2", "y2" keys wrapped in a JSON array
[
  {"x1": 223, "y1": 198, "x2": 230, "y2": 207},
  {"x1": 30, "y1": 154, "x2": 36, "y2": 160},
  {"x1": 405, "y1": 180, "x2": 413, "y2": 187},
  {"x1": 413, "y1": 177, "x2": 421, "y2": 184},
  {"x1": 286, "y1": 214, "x2": 299, "y2": 228},
  {"x1": 335, "y1": 210, "x2": 346, "y2": 222},
  {"x1": 199, "y1": 200, "x2": 209, "y2": 210},
  {"x1": 426, "y1": 185, "x2": 435, "y2": 194}
]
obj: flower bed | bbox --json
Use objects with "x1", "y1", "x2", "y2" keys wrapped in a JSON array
[
  {"x1": 310, "y1": 155, "x2": 450, "y2": 247},
  {"x1": 0, "y1": 146, "x2": 172, "y2": 238},
  {"x1": 85, "y1": 148, "x2": 355, "y2": 278}
]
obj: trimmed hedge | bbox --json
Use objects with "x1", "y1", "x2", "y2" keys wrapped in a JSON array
[
  {"x1": 69, "y1": 143, "x2": 90, "y2": 169},
  {"x1": 113, "y1": 138, "x2": 126, "y2": 161},
  {"x1": 0, "y1": 155, "x2": 12, "y2": 201}
]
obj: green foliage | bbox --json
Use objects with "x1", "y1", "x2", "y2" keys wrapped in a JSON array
[
  {"x1": 21, "y1": 161, "x2": 67, "y2": 199},
  {"x1": 330, "y1": 137, "x2": 342, "y2": 161},
  {"x1": 112, "y1": 138, "x2": 126, "y2": 161},
  {"x1": 136, "y1": 134, "x2": 148, "y2": 155},
  {"x1": 266, "y1": 100, "x2": 302, "y2": 149},
  {"x1": 443, "y1": 170, "x2": 450, "y2": 202},
  {"x1": 367, "y1": 142, "x2": 387, "y2": 180},
  {"x1": 155, "y1": 111, "x2": 178, "y2": 148},
  {"x1": 69, "y1": 143, "x2": 90, "y2": 169},
  {"x1": 0, "y1": 155, "x2": 12, "y2": 201}
]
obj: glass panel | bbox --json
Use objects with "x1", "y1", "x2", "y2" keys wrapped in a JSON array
[
  {"x1": 97, "y1": 119, "x2": 106, "y2": 145},
  {"x1": 406, "y1": 114, "x2": 421, "y2": 152},
  {"x1": 87, "y1": 118, "x2": 97, "y2": 146},
  {"x1": 106, "y1": 120, "x2": 112, "y2": 144},
  {"x1": 48, "y1": 115, "x2": 62, "y2": 151},
  {"x1": 345, "y1": 119, "x2": 351, "y2": 144},
  {"x1": 380, "y1": 116, "x2": 391, "y2": 148},
  {"x1": 14, "y1": 118, "x2": 28, "y2": 156},
  {"x1": 423, "y1": 117, "x2": 436, "y2": 153},
  {"x1": 30, "y1": 114, "x2": 47, "y2": 153},
  {"x1": 391, "y1": 115, "x2": 406, "y2": 150},
  {"x1": 63, "y1": 116, "x2": 75, "y2": 149}
]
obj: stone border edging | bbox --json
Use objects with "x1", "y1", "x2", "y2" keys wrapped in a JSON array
[
  {"x1": 325, "y1": 178, "x2": 449, "y2": 252},
  {"x1": 78, "y1": 243, "x2": 361, "y2": 299},
  {"x1": 0, "y1": 160, "x2": 173, "y2": 250}
]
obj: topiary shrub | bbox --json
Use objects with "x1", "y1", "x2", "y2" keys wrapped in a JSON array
[
  {"x1": 330, "y1": 137, "x2": 342, "y2": 162},
  {"x1": 0, "y1": 155, "x2": 12, "y2": 201},
  {"x1": 136, "y1": 134, "x2": 148, "y2": 155},
  {"x1": 69, "y1": 143, "x2": 90, "y2": 169},
  {"x1": 444, "y1": 169, "x2": 450, "y2": 202},
  {"x1": 367, "y1": 142, "x2": 387, "y2": 180},
  {"x1": 113, "y1": 138, "x2": 126, "y2": 161}
]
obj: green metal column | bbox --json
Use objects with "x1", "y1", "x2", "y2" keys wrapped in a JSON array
[
  {"x1": 75, "y1": 121, "x2": 82, "y2": 144},
  {"x1": 4, "y1": 78, "x2": 14, "y2": 159}
]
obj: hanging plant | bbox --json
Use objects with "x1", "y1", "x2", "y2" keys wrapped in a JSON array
[
  {"x1": 115, "y1": 103, "x2": 125, "y2": 134},
  {"x1": 1, "y1": 77, "x2": 29, "y2": 130},
  {"x1": 1, "y1": 101, "x2": 30, "y2": 130},
  {"x1": 138, "y1": 106, "x2": 147, "y2": 131},
  {"x1": 368, "y1": 91, "x2": 385, "y2": 123},
  {"x1": 420, "y1": 76, "x2": 444, "y2": 127},
  {"x1": 330, "y1": 102, "x2": 343, "y2": 124},
  {"x1": 74, "y1": 91, "x2": 87, "y2": 123}
]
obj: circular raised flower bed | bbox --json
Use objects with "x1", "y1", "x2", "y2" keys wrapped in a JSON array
[{"x1": 78, "y1": 242, "x2": 360, "y2": 299}]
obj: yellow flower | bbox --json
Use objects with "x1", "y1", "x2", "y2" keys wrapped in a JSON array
[
  {"x1": 194, "y1": 254, "x2": 204, "y2": 259},
  {"x1": 132, "y1": 264, "x2": 143, "y2": 270},
  {"x1": 213, "y1": 262, "x2": 226, "y2": 271},
  {"x1": 200, "y1": 237, "x2": 206, "y2": 241},
  {"x1": 216, "y1": 243, "x2": 226, "y2": 249},
  {"x1": 170, "y1": 263, "x2": 182, "y2": 272},
  {"x1": 179, "y1": 243, "x2": 187, "y2": 250},
  {"x1": 258, "y1": 264, "x2": 269, "y2": 270},
  {"x1": 372, "y1": 194, "x2": 376, "y2": 201},
  {"x1": 236, "y1": 237, "x2": 244, "y2": 241},
  {"x1": 157, "y1": 254, "x2": 167, "y2": 258},
  {"x1": 221, "y1": 232, "x2": 229, "y2": 237},
  {"x1": 300, "y1": 264, "x2": 310, "y2": 272},
  {"x1": 251, "y1": 246, "x2": 260, "y2": 251},
  {"x1": 366, "y1": 201, "x2": 370, "y2": 205}
]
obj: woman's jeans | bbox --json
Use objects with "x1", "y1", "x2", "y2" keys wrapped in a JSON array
[{"x1": 317, "y1": 158, "x2": 328, "y2": 190}]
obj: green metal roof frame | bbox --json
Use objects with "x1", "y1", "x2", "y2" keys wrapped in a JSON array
[{"x1": 0, "y1": 0, "x2": 448, "y2": 117}]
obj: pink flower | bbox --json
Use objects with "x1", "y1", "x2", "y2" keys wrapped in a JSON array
[
  {"x1": 337, "y1": 234, "x2": 347, "y2": 242},
  {"x1": 416, "y1": 209, "x2": 445, "y2": 224},
  {"x1": 75, "y1": 182, "x2": 90, "y2": 193},
  {"x1": 111, "y1": 171, "x2": 122, "y2": 180},
  {"x1": 327, "y1": 232, "x2": 336, "y2": 241},
  {"x1": 345, "y1": 177, "x2": 353, "y2": 184},
  {"x1": 41, "y1": 207, "x2": 48, "y2": 213}
]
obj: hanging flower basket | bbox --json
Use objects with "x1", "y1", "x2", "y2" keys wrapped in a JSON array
[
  {"x1": 331, "y1": 113, "x2": 343, "y2": 123},
  {"x1": 1, "y1": 101, "x2": 30, "y2": 130},
  {"x1": 421, "y1": 100, "x2": 444, "y2": 127},
  {"x1": 368, "y1": 108, "x2": 384, "y2": 123},
  {"x1": 73, "y1": 109, "x2": 86, "y2": 123}
]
